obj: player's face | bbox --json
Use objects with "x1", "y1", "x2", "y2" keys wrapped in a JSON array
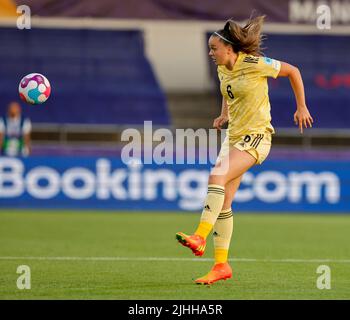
[{"x1": 208, "y1": 36, "x2": 232, "y2": 65}]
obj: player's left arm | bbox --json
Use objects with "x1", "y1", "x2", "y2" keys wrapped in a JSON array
[{"x1": 277, "y1": 62, "x2": 314, "y2": 134}]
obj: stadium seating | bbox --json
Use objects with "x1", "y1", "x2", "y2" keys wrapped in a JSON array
[
  {"x1": 266, "y1": 34, "x2": 350, "y2": 129},
  {"x1": 0, "y1": 27, "x2": 170, "y2": 125}
]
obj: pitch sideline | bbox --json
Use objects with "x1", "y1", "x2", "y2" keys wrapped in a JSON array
[{"x1": 0, "y1": 256, "x2": 350, "y2": 263}]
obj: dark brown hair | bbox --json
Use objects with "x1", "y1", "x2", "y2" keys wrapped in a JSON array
[{"x1": 214, "y1": 15, "x2": 266, "y2": 56}]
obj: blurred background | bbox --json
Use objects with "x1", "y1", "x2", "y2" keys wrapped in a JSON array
[{"x1": 0, "y1": 0, "x2": 349, "y2": 212}]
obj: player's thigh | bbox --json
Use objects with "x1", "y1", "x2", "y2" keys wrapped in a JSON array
[
  {"x1": 222, "y1": 175, "x2": 242, "y2": 209},
  {"x1": 210, "y1": 147, "x2": 256, "y2": 185}
]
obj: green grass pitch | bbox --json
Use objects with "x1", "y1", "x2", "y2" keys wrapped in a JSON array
[{"x1": 0, "y1": 210, "x2": 349, "y2": 299}]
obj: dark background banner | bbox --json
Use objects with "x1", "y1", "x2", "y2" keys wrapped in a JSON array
[
  {"x1": 14, "y1": 0, "x2": 288, "y2": 20},
  {"x1": 16, "y1": 0, "x2": 349, "y2": 24}
]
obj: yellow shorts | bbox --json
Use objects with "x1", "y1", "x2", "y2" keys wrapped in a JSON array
[{"x1": 217, "y1": 132, "x2": 272, "y2": 165}]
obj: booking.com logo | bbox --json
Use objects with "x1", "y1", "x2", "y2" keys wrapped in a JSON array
[{"x1": 0, "y1": 157, "x2": 340, "y2": 211}]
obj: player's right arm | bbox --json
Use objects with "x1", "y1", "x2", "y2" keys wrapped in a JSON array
[{"x1": 213, "y1": 97, "x2": 229, "y2": 130}]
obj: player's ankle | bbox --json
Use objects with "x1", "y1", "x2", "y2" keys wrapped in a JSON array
[{"x1": 194, "y1": 221, "x2": 212, "y2": 239}]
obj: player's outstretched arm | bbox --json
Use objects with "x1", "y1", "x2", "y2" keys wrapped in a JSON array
[
  {"x1": 278, "y1": 62, "x2": 314, "y2": 133},
  {"x1": 213, "y1": 97, "x2": 229, "y2": 130}
]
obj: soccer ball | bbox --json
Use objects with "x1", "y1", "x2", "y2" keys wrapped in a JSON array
[{"x1": 18, "y1": 73, "x2": 51, "y2": 105}]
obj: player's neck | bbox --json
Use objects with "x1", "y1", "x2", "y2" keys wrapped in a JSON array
[{"x1": 225, "y1": 52, "x2": 239, "y2": 71}]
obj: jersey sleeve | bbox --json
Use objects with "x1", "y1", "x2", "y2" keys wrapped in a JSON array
[{"x1": 257, "y1": 56, "x2": 281, "y2": 78}]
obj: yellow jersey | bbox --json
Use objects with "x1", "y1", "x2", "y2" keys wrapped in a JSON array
[{"x1": 217, "y1": 52, "x2": 281, "y2": 140}]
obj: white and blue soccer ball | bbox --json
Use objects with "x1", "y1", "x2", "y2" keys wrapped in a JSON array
[{"x1": 19, "y1": 73, "x2": 51, "y2": 105}]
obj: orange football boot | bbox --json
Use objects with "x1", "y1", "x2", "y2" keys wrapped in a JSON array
[
  {"x1": 195, "y1": 262, "x2": 232, "y2": 285},
  {"x1": 175, "y1": 232, "x2": 206, "y2": 257}
]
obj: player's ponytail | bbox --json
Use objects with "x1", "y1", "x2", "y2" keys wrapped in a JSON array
[{"x1": 215, "y1": 15, "x2": 265, "y2": 56}]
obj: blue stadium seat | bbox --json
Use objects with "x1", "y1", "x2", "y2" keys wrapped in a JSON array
[{"x1": 264, "y1": 34, "x2": 350, "y2": 129}]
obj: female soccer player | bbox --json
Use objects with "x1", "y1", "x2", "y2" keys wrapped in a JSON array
[{"x1": 176, "y1": 15, "x2": 314, "y2": 285}]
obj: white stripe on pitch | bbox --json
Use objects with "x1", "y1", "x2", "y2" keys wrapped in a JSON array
[{"x1": 0, "y1": 256, "x2": 349, "y2": 263}]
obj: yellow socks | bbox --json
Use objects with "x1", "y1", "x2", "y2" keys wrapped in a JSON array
[
  {"x1": 213, "y1": 208, "x2": 233, "y2": 264},
  {"x1": 214, "y1": 248, "x2": 229, "y2": 264},
  {"x1": 194, "y1": 184, "x2": 225, "y2": 239},
  {"x1": 194, "y1": 221, "x2": 213, "y2": 239},
  {"x1": 193, "y1": 185, "x2": 233, "y2": 264}
]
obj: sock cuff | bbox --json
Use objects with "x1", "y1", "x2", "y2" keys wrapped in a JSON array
[
  {"x1": 208, "y1": 184, "x2": 225, "y2": 190},
  {"x1": 207, "y1": 184, "x2": 225, "y2": 195},
  {"x1": 221, "y1": 208, "x2": 232, "y2": 214},
  {"x1": 218, "y1": 210, "x2": 233, "y2": 219}
]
